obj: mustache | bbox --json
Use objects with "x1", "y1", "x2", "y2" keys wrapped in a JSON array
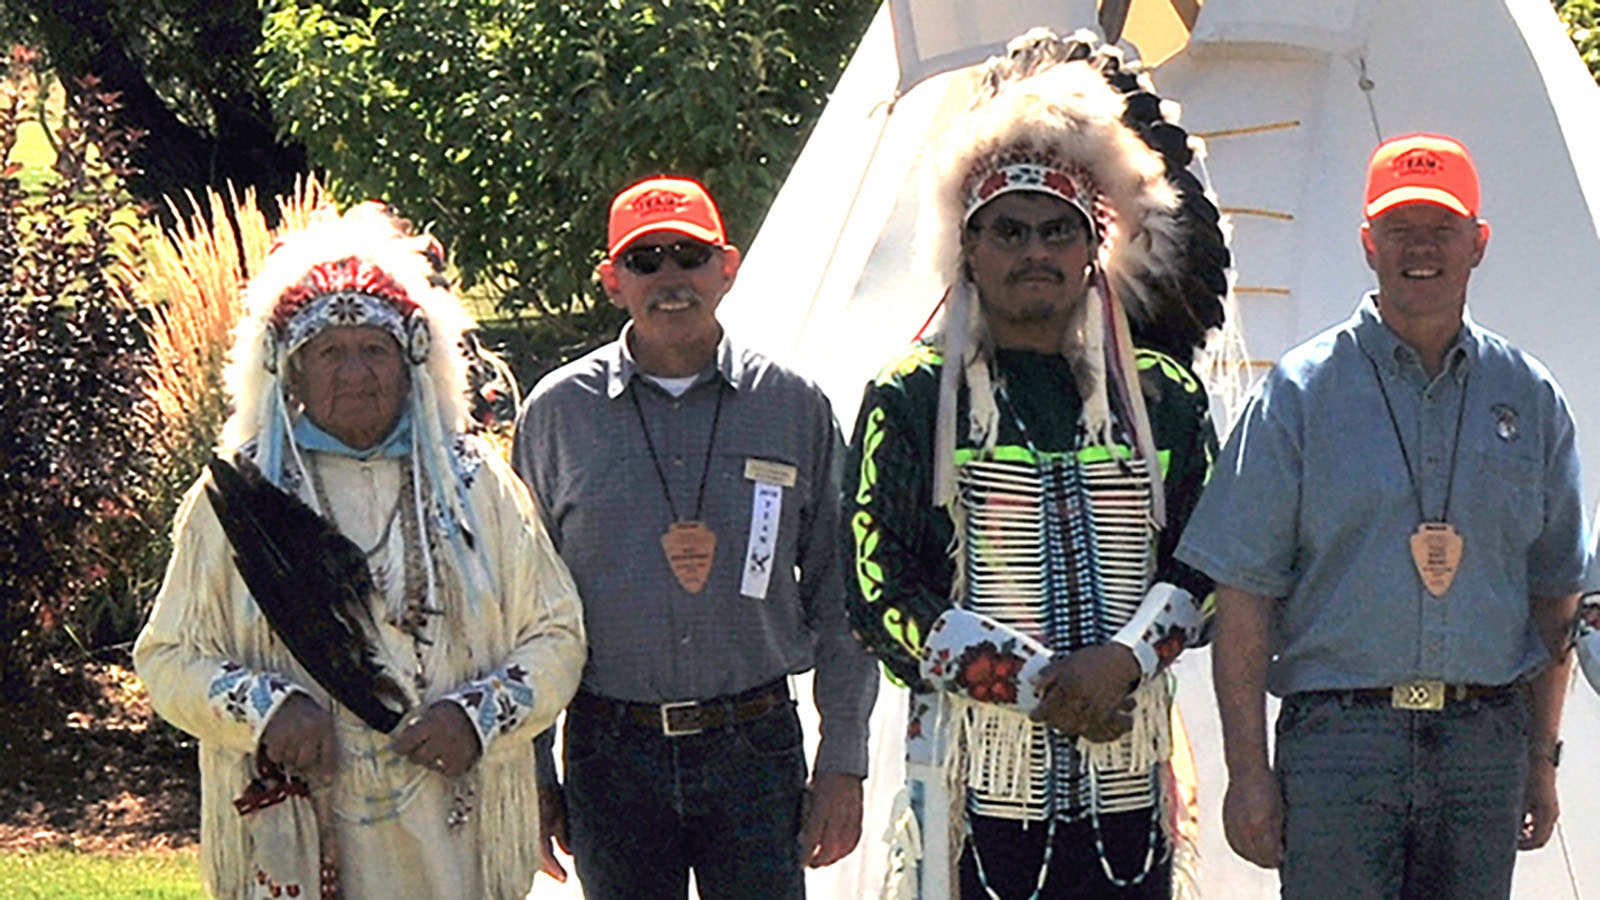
[
  {"x1": 648, "y1": 285, "x2": 703, "y2": 307},
  {"x1": 1005, "y1": 264, "x2": 1065, "y2": 284}
]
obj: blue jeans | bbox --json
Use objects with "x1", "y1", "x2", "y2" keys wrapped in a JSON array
[
  {"x1": 563, "y1": 699, "x2": 807, "y2": 900},
  {"x1": 1275, "y1": 690, "x2": 1529, "y2": 900}
]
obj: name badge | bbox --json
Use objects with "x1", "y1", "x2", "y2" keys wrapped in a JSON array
[
  {"x1": 744, "y1": 458, "x2": 797, "y2": 488},
  {"x1": 741, "y1": 482, "x2": 783, "y2": 600}
]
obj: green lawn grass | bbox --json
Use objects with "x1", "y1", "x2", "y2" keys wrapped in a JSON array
[
  {"x1": 9, "y1": 74, "x2": 61, "y2": 193},
  {"x1": 13, "y1": 117, "x2": 54, "y2": 191},
  {"x1": 0, "y1": 849, "x2": 203, "y2": 899}
]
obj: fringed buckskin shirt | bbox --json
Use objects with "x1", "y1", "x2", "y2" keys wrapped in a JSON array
[{"x1": 136, "y1": 441, "x2": 586, "y2": 899}]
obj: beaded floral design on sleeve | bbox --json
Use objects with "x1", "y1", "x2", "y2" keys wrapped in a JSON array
[
  {"x1": 443, "y1": 663, "x2": 536, "y2": 750},
  {"x1": 208, "y1": 661, "x2": 300, "y2": 733}
]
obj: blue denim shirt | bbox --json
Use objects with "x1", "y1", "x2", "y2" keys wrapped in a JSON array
[{"x1": 1178, "y1": 296, "x2": 1587, "y2": 695}]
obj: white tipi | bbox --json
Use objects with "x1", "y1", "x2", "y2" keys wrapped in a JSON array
[{"x1": 712, "y1": 1, "x2": 1600, "y2": 898}]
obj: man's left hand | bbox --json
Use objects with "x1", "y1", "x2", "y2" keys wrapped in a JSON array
[
  {"x1": 392, "y1": 701, "x2": 482, "y2": 778},
  {"x1": 1031, "y1": 644, "x2": 1141, "y2": 738},
  {"x1": 1519, "y1": 756, "x2": 1560, "y2": 850},
  {"x1": 798, "y1": 772, "x2": 864, "y2": 868}
]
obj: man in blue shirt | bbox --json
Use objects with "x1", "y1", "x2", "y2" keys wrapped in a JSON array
[{"x1": 1178, "y1": 133, "x2": 1587, "y2": 898}]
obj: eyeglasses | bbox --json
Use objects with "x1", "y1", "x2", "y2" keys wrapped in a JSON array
[
  {"x1": 972, "y1": 214, "x2": 1087, "y2": 250},
  {"x1": 616, "y1": 240, "x2": 718, "y2": 275}
]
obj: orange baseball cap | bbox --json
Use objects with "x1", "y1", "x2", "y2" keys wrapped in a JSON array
[
  {"x1": 607, "y1": 176, "x2": 727, "y2": 257},
  {"x1": 1364, "y1": 133, "x2": 1480, "y2": 220}
]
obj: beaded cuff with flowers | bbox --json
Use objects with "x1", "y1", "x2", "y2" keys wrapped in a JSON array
[{"x1": 919, "y1": 608, "x2": 1052, "y2": 714}]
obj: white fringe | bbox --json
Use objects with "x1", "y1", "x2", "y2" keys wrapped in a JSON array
[
  {"x1": 1077, "y1": 674, "x2": 1172, "y2": 776},
  {"x1": 198, "y1": 747, "x2": 253, "y2": 899},
  {"x1": 880, "y1": 787, "x2": 923, "y2": 900},
  {"x1": 944, "y1": 698, "x2": 1042, "y2": 805},
  {"x1": 476, "y1": 757, "x2": 543, "y2": 900}
]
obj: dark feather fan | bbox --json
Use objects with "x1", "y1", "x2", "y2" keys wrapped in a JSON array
[
  {"x1": 205, "y1": 453, "x2": 410, "y2": 733},
  {"x1": 1103, "y1": 53, "x2": 1230, "y2": 365}
]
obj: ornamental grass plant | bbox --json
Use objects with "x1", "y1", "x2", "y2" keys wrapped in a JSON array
[{"x1": 141, "y1": 176, "x2": 327, "y2": 501}]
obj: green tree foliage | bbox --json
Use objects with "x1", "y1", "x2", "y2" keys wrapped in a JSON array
[
  {"x1": 259, "y1": 0, "x2": 877, "y2": 323},
  {"x1": 0, "y1": 0, "x2": 306, "y2": 213},
  {"x1": 0, "y1": 54, "x2": 159, "y2": 698},
  {"x1": 1558, "y1": 0, "x2": 1600, "y2": 78}
]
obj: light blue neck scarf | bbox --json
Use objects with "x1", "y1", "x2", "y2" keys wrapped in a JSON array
[{"x1": 292, "y1": 411, "x2": 412, "y2": 460}]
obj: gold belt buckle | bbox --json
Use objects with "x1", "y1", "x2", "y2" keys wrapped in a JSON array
[{"x1": 1391, "y1": 680, "x2": 1446, "y2": 711}]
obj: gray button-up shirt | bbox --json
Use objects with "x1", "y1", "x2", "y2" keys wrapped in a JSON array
[
  {"x1": 1177, "y1": 296, "x2": 1587, "y2": 695},
  {"x1": 514, "y1": 326, "x2": 877, "y2": 774}
]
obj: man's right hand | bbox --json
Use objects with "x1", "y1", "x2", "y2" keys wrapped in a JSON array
[
  {"x1": 538, "y1": 783, "x2": 571, "y2": 882},
  {"x1": 1031, "y1": 644, "x2": 1140, "y2": 739},
  {"x1": 260, "y1": 692, "x2": 336, "y2": 778},
  {"x1": 1223, "y1": 764, "x2": 1284, "y2": 869}
]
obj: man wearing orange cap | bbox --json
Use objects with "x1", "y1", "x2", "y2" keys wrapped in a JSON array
[
  {"x1": 1178, "y1": 133, "x2": 1587, "y2": 897},
  {"x1": 513, "y1": 176, "x2": 878, "y2": 898}
]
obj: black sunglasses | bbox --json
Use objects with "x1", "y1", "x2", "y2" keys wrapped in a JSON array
[
  {"x1": 974, "y1": 214, "x2": 1087, "y2": 250},
  {"x1": 617, "y1": 240, "x2": 717, "y2": 275}
]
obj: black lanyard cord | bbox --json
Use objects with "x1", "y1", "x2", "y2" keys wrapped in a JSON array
[
  {"x1": 1362, "y1": 350, "x2": 1469, "y2": 523},
  {"x1": 628, "y1": 379, "x2": 724, "y2": 522}
]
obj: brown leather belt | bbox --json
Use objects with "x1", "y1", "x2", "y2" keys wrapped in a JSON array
[
  {"x1": 1306, "y1": 680, "x2": 1521, "y2": 711},
  {"x1": 569, "y1": 679, "x2": 791, "y2": 736}
]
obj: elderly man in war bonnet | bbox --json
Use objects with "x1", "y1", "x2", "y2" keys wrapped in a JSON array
[{"x1": 136, "y1": 204, "x2": 586, "y2": 899}]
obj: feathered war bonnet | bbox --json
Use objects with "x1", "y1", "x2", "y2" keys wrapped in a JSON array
[
  {"x1": 921, "y1": 29, "x2": 1196, "y2": 526},
  {"x1": 219, "y1": 202, "x2": 494, "y2": 602}
]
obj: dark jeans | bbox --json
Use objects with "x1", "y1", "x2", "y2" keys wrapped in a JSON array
[
  {"x1": 1276, "y1": 690, "x2": 1530, "y2": 900},
  {"x1": 564, "y1": 699, "x2": 808, "y2": 900},
  {"x1": 958, "y1": 807, "x2": 1171, "y2": 900}
]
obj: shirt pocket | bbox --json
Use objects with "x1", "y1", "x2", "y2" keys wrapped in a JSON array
[{"x1": 1471, "y1": 448, "x2": 1543, "y2": 551}]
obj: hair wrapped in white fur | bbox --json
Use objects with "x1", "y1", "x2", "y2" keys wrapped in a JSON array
[{"x1": 921, "y1": 45, "x2": 1180, "y2": 307}]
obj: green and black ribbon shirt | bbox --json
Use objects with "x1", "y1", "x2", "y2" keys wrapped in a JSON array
[{"x1": 842, "y1": 340, "x2": 1217, "y2": 686}]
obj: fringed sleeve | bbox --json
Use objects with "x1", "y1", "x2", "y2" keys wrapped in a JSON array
[
  {"x1": 135, "y1": 474, "x2": 319, "y2": 898},
  {"x1": 458, "y1": 448, "x2": 585, "y2": 900},
  {"x1": 465, "y1": 448, "x2": 585, "y2": 759},
  {"x1": 134, "y1": 475, "x2": 313, "y2": 754}
]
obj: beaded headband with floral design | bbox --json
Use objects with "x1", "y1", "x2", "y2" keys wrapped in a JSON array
[
  {"x1": 266, "y1": 256, "x2": 430, "y2": 371},
  {"x1": 961, "y1": 147, "x2": 1105, "y2": 239}
]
